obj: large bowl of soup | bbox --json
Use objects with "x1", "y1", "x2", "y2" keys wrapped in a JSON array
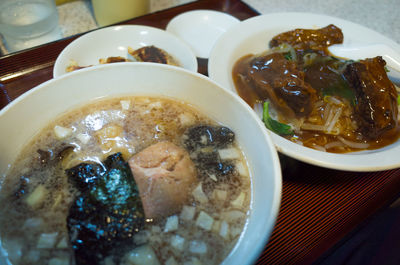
[{"x1": 0, "y1": 63, "x2": 281, "y2": 265}]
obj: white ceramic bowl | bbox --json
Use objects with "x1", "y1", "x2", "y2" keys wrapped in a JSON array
[
  {"x1": 53, "y1": 25, "x2": 198, "y2": 78},
  {"x1": 0, "y1": 63, "x2": 281, "y2": 265},
  {"x1": 208, "y1": 12, "x2": 400, "y2": 171},
  {"x1": 166, "y1": 10, "x2": 240, "y2": 58}
]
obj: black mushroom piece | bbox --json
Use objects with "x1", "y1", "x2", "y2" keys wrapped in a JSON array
[
  {"x1": 182, "y1": 125, "x2": 238, "y2": 186},
  {"x1": 233, "y1": 52, "x2": 318, "y2": 118},
  {"x1": 13, "y1": 146, "x2": 75, "y2": 199},
  {"x1": 66, "y1": 153, "x2": 145, "y2": 265},
  {"x1": 269, "y1": 24, "x2": 344, "y2": 56},
  {"x1": 343, "y1": 56, "x2": 399, "y2": 140},
  {"x1": 37, "y1": 145, "x2": 75, "y2": 165},
  {"x1": 183, "y1": 125, "x2": 235, "y2": 150}
]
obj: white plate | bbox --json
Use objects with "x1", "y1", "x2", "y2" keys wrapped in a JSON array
[
  {"x1": 166, "y1": 10, "x2": 240, "y2": 58},
  {"x1": 53, "y1": 25, "x2": 198, "y2": 77},
  {"x1": 208, "y1": 12, "x2": 400, "y2": 172}
]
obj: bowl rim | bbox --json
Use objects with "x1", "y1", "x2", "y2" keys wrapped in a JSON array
[
  {"x1": 0, "y1": 63, "x2": 282, "y2": 265},
  {"x1": 208, "y1": 12, "x2": 400, "y2": 172},
  {"x1": 53, "y1": 24, "x2": 198, "y2": 78}
]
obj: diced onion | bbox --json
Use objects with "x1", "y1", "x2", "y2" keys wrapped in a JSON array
[
  {"x1": 56, "y1": 237, "x2": 68, "y2": 249},
  {"x1": 165, "y1": 257, "x2": 179, "y2": 265},
  {"x1": 218, "y1": 148, "x2": 241, "y2": 160},
  {"x1": 221, "y1": 210, "x2": 246, "y2": 223},
  {"x1": 213, "y1": 189, "x2": 227, "y2": 202},
  {"x1": 235, "y1": 161, "x2": 248, "y2": 177},
  {"x1": 192, "y1": 183, "x2": 208, "y2": 204},
  {"x1": 134, "y1": 230, "x2": 149, "y2": 245},
  {"x1": 196, "y1": 211, "x2": 214, "y2": 231},
  {"x1": 126, "y1": 245, "x2": 161, "y2": 265},
  {"x1": 23, "y1": 218, "x2": 43, "y2": 229},
  {"x1": 164, "y1": 215, "x2": 179, "y2": 232},
  {"x1": 37, "y1": 232, "x2": 58, "y2": 249},
  {"x1": 54, "y1": 125, "x2": 73, "y2": 139},
  {"x1": 212, "y1": 220, "x2": 221, "y2": 233},
  {"x1": 180, "y1": 205, "x2": 196, "y2": 221},
  {"x1": 120, "y1": 100, "x2": 131, "y2": 110},
  {"x1": 178, "y1": 113, "x2": 195, "y2": 126},
  {"x1": 200, "y1": 135, "x2": 208, "y2": 145},
  {"x1": 170, "y1": 235, "x2": 185, "y2": 251},
  {"x1": 219, "y1": 221, "x2": 230, "y2": 239},
  {"x1": 77, "y1": 133, "x2": 91, "y2": 144},
  {"x1": 231, "y1": 192, "x2": 246, "y2": 209},
  {"x1": 189, "y1": 241, "x2": 207, "y2": 254},
  {"x1": 26, "y1": 185, "x2": 47, "y2": 209},
  {"x1": 230, "y1": 227, "x2": 242, "y2": 238}
]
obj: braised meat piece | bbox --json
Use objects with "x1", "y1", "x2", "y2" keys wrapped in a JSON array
[
  {"x1": 99, "y1": 56, "x2": 129, "y2": 64},
  {"x1": 233, "y1": 52, "x2": 317, "y2": 118},
  {"x1": 344, "y1": 56, "x2": 398, "y2": 140},
  {"x1": 269, "y1": 24, "x2": 343, "y2": 56},
  {"x1": 128, "y1": 45, "x2": 179, "y2": 65},
  {"x1": 128, "y1": 142, "x2": 197, "y2": 220}
]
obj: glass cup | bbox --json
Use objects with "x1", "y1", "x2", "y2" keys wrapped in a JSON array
[
  {"x1": 0, "y1": 0, "x2": 62, "y2": 52},
  {"x1": 91, "y1": 0, "x2": 150, "y2": 27}
]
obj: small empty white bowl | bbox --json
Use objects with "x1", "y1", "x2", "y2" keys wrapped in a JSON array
[{"x1": 166, "y1": 10, "x2": 240, "y2": 58}]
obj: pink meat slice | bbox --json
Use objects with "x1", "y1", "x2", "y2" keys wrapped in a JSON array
[{"x1": 128, "y1": 141, "x2": 197, "y2": 220}]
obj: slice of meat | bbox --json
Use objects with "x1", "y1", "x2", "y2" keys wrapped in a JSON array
[
  {"x1": 128, "y1": 141, "x2": 197, "y2": 220},
  {"x1": 234, "y1": 52, "x2": 317, "y2": 118},
  {"x1": 128, "y1": 45, "x2": 179, "y2": 66},
  {"x1": 269, "y1": 24, "x2": 343, "y2": 56},
  {"x1": 344, "y1": 56, "x2": 398, "y2": 140},
  {"x1": 99, "y1": 56, "x2": 129, "y2": 64}
]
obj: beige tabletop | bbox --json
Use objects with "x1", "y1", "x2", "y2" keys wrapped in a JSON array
[
  {"x1": 1, "y1": 0, "x2": 399, "y2": 54},
  {"x1": 58, "y1": 0, "x2": 400, "y2": 43}
]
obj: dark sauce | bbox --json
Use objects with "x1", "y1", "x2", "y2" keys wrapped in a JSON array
[{"x1": 232, "y1": 25, "x2": 400, "y2": 153}]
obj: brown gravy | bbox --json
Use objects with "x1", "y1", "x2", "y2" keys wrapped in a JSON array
[{"x1": 232, "y1": 25, "x2": 400, "y2": 153}]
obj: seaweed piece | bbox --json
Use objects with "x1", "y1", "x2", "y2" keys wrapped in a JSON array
[{"x1": 66, "y1": 153, "x2": 145, "y2": 265}]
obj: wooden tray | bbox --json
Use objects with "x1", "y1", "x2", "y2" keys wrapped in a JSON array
[{"x1": 1, "y1": 0, "x2": 400, "y2": 264}]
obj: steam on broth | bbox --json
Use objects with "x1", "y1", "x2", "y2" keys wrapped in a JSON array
[{"x1": 0, "y1": 96, "x2": 251, "y2": 265}]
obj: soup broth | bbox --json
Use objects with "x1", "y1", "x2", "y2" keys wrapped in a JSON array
[{"x1": 0, "y1": 96, "x2": 251, "y2": 265}]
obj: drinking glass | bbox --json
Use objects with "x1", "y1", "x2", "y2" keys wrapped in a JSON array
[
  {"x1": 91, "y1": 0, "x2": 150, "y2": 27},
  {"x1": 0, "y1": 0, "x2": 62, "y2": 52}
]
